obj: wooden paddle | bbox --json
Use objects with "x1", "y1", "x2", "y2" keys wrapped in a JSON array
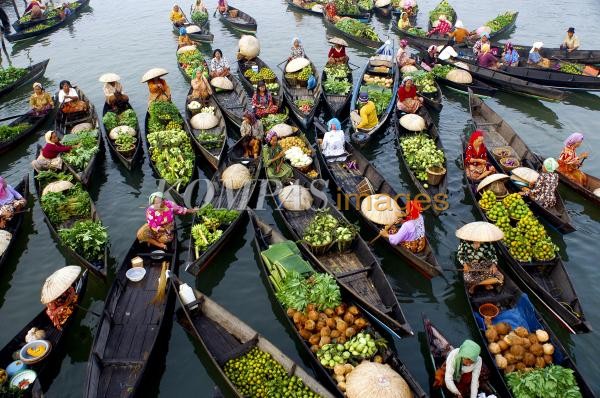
[{"x1": 151, "y1": 261, "x2": 169, "y2": 304}]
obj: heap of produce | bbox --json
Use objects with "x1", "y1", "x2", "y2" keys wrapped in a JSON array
[
  {"x1": 484, "y1": 11, "x2": 517, "y2": 33},
  {"x1": 261, "y1": 113, "x2": 288, "y2": 130},
  {"x1": 286, "y1": 66, "x2": 313, "y2": 84},
  {"x1": 195, "y1": 106, "x2": 224, "y2": 149},
  {"x1": 114, "y1": 133, "x2": 137, "y2": 153},
  {"x1": 284, "y1": 146, "x2": 312, "y2": 168},
  {"x1": 177, "y1": 47, "x2": 206, "y2": 78},
  {"x1": 294, "y1": 99, "x2": 314, "y2": 114},
  {"x1": 0, "y1": 123, "x2": 31, "y2": 143},
  {"x1": 59, "y1": 219, "x2": 108, "y2": 261},
  {"x1": 358, "y1": 0, "x2": 373, "y2": 10},
  {"x1": 363, "y1": 74, "x2": 393, "y2": 88},
  {"x1": 558, "y1": 62, "x2": 585, "y2": 75},
  {"x1": 102, "y1": 109, "x2": 138, "y2": 131},
  {"x1": 432, "y1": 64, "x2": 456, "y2": 79},
  {"x1": 41, "y1": 183, "x2": 91, "y2": 224},
  {"x1": 302, "y1": 209, "x2": 358, "y2": 253},
  {"x1": 404, "y1": 70, "x2": 438, "y2": 93},
  {"x1": 317, "y1": 331, "x2": 385, "y2": 368},
  {"x1": 335, "y1": 18, "x2": 380, "y2": 42},
  {"x1": 279, "y1": 136, "x2": 311, "y2": 154},
  {"x1": 0, "y1": 67, "x2": 28, "y2": 90},
  {"x1": 191, "y1": 10, "x2": 208, "y2": 25},
  {"x1": 399, "y1": 134, "x2": 445, "y2": 181},
  {"x1": 334, "y1": 0, "x2": 360, "y2": 15},
  {"x1": 359, "y1": 87, "x2": 392, "y2": 114},
  {"x1": 224, "y1": 347, "x2": 321, "y2": 398},
  {"x1": 147, "y1": 129, "x2": 194, "y2": 186},
  {"x1": 506, "y1": 364, "x2": 582, "y2": 398},
  {"x1": 275, "y1": 271, "x2": 342, "y2": 312},
  {"x1": 191, "y1": 204, "x2": 239, "y2": 258},
  {"x1": 323, "y1": 64, "x2": 352, "y2": 95},
  {"x1": 404, "y1": 26, "x2": 427, "y2": 36},
  {"x1": 24, "y1": 22, "x2": 52, "y2": 33},
  {"x1": 61, "y1": 129, "x2": 100, "y2": 172},
  {"x1": 428, "y1": 0, "x2": 456, "y2": 25},
  {"x1": 244, "y1": 67, "x2": 277, "y2": 86},
  {"x1": 147, "y1": 100, "x2": 184, "y2": 132}
]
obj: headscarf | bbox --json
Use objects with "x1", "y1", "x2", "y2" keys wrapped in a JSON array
[
  {"x1": 179, "y1": 27, "x2": 187, "y2": 35},
  {"x1": 265, "y1": 130, "x2": 277, "y2": 143},
  {"x1": 328, "y1": 118, "x2": 341, "y2": 131},
  {"x1": 33, "y1": 82, "x2": 43, "y2": 90},
  {"x1": 427, "y1": 45, "x2": 437, "y2": 54},
  {"x1": 191, "y1": 66, "x2": 205, "y2": 79},
  {"x1": 400, "y1": 12, "x2": 408, "y2": 20},
  {"x1": 481, "y1": 32, "x2": 490, "y2": 39},
  {"x1": 243, "y1": 110, "x2": 257, "y2": 126},
  {"x1": 358, "y1": 92, "x2": 369, "y2": 103},
  {"x1": 404, "y1": 199, "x2": 422, "y2": 221},
  {"x1": 0, "y1": 177, "x2": 12, "y2": 202},
  {"x1": 564, "y1": 132, "x2": 584, "y2": 147},
  {"x1": 149, "y1": 191, "x2": 164, "y2": 206},
  {"x1": 402, "y1": 75, "x2": 413, "y2": 84},
  {"x1": 292, "y1": 37, "x2": 301, "y2": 47},
  {"x1": 469, "y1": 130, "x2": 484, "y2": 147},
  {"x1": 543, "y1": 157, "x2": 558, "y2": 173},
  {"x1": 455, "y1": 20, "x2": 464, "y2": 28},
  {"x1": 44, "y1": 130, "x2": 54, "y2": 144},
  {"x1": 399, "y1": 39, "x2": 408, "y2": 48},
  {"x1": 453, "y1": 340, "x2": 481, "y2": 380},
  {"x1": 172, "y1": 4, "x2": 179, "y2": 10}
]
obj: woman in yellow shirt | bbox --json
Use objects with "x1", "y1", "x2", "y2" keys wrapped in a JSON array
[
  {"x1": 29, "y1": 82, "x2": 54, "y2": 116},
  {"x1": 354, "y1": 92, "x2": 378, "y2": 131},
  {"x1": 170, "y1": 4, "x2": 186, "y2": 27}
]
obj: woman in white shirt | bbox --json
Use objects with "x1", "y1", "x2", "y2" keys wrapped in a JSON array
[
  {"x1": 58, "y1": 80, "x2": 87, "y2": 113},
  {"x1": 443, "y1": 339, "x2": 482, "y2": 398},
  {"x1": 320, "y1": 118, "x2": 346, "y2": 162}
]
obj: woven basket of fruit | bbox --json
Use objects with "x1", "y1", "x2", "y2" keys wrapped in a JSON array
[
  {"x1": 500, "y1": 156, "x2": 520, "y2": 171},
  {"x1": 305, "y1": 240, "x2": 334, "y2": 255},
  {"x1": 492, "y1": 146, "x2": 516, "y2": 159}
]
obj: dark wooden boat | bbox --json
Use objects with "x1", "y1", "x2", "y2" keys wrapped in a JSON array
[
  {"x1": 171, "y1": 274, "x2": 336, "y2": 398},
  {"x1": 395, "y1": 107, "x2": 448, "y2": 215},
  {"x1": 251, "y1": 214, "x2": 427, "y2": 398},
  {"x1": 185, "y1": 138, "x2": 262, "y2": 276},
  {"x1": 0, "y1": 112, "x2": 51, "y2": 154},
  {"x1": 5, "y1": 0, "x2": 90, "y2": 42},
  {"x1": 172, "y1": 21, "x2": 214, "y2": 43},
  {"x1": 435, "y1": 73, "x2": 498, "y2": 97},
  {"x1": 54, "y1": 86, "x2": 101, "y2": 187},
  {"x1": 0, "y1": 270, "x2": 87, "y2": 397},
  {"x1": 349, "y1": 54, "x2": 399, "y2": 145},
  {"x1": 553, "y1": 167, "x2": 600, "y2": 207},
  {"x1": 282, "y1": 57, "x2": 321, "y2": 129},
  {"x1": 413, "y1": 62, "x2": 443, "y2": 112},
  {"x1": 185, "y1": 91, "x2": 228, "y2": 170},
  {"x1": 33, "y1": 162, "x2": 109, "y2": 280},
  {"x1": 462, "y1": 264, "x2": 596, "y2": 397},
  {"x1": 100, "y1": 102, "x2": 142, "y2": 171},
  {"x1": 322, "y1": 12, "x2": 383, "y2": 49},
  {"x1": 0, "y1": 176, "x2": 28, "y2": 270},
  {"x1": 175, "y1": 47, "x2": 207, "y2": 82},
  {"x1": 210, "y1": 74, "x2": 252, "y2": 128},
  {"x1": 462, "y1": 139, "x2": 591, "y2": 334},
  {"x1": 218, "y1": 6, "x2": 257, "y2": 33},
  {"x1": 286, "y1": 0, "x2": 323, "y2": 15},
  {"x1": 237, "y1": 56, "x2": 283, "y2": 109},
  {"x1": 12, "y1": 0, "x2": 89, "y2": 31},
  {"x1": 494, "y1": 42, "x2": 600, "y2": 64},
  {"x1": 0, "y1": 59, "x2": 49, "y2": 99},
  {"x1": 321, "y1": 64, "x2": 354, "y2": 118},
  {"x1": 315, "y1": 121, "x2": 444, "y2": 279},
  {"x1": 83, "y1": 237, "x2": 178, "y2": 398},
  {"x1": 269, "y1": 177, "x2": 415, "y2": 338},
  {"x1": 422, "y1": 316, "x2": 499, "y2": 398},
  {"x1": 469, "y1": 90, "x2": 575, "y2": 233}
]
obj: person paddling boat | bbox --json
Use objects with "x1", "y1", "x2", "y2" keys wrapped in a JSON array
[{"x1": 557, "y1": 132, "x2": 589, "y2": 186}]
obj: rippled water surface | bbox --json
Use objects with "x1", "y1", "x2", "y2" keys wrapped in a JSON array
[{"x1": 1, "y1": 0, "x2": 600, "y2": 396}]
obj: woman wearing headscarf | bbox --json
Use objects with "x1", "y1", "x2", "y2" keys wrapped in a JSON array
[
  {"x1": 397, "y1": 12, "x2": 411, "y2": 30},
  {"x1": 396, "y1": 76, "x2": 423, "y2": 114},
  {"x1": 327, "y1": 40, "x2": 348, "y2": 65},
  {"x1": 324, "y1": 0, "x2": 338, "y2": 22},
  {"x1": 31, "y1": 131, "x2": 76, "y2": 172},
  {"x1": 477, "y1": 47, "x2": 499, "y2": 69},
  {"x1": 557, "y1": 132, "x2": 588, "y2": 186},
  {"x1": 395, "y1": 39, "x2": 416, "y2": 67},
  {"x1": 252, "y1": 80, "x2": 278, "y2": 118},
  {"x1": 58, "y1": 80, "x2": 87, "y2": 114},
  {"x1": 29, "y1": 82, "x2": 54, "y2": 116},
  {"x1": 428, "y1": 15, "x2": 452, "y2": 36},
  {"x1": 178, "y1": 27, "x2": 195, "y2": 48},
  {"x1": 263, "y1": 130, "x2": 293, "y2": 180},
  {"x1": 449, "y1": 20, "x2": 469, "y2": 44},
  {"x1": 217, "y1": 0, "x2": 228, "y2": 14},
  {"x1": 421, "y1": 45, "x2": 438, "y2": 70},
  {"x1": 465, "y1": 130, "x2": 496, "y2": 181},
  {"x1": 209, "y1": 49, "x2": 230, "y2": 78},
  {"x1": 289, "y1": 37, "x2": 305, "y2": 60},
  {"x1": 457, "y1": 237, "x2": 503, "y2": 294},
  {"x1": 0, "y1": 177, "x2": 26, "y2": 229},
  {"x1": 102, "y1": 78, "x2": 129, "y2": 112},
  {"x1": 188, "y1": 67, "x2": 212, "y2": 104},
  {"x1": 170, "y1": 4, "x2": 186, "y2": 26},
  {"x1": 147, "y1": 76, "x2": 172, "y2": 104},
  {"x1": 528, "y1": 42, "x2": 548, "y2": 66},
  {"x1": 521, "y1": 158, "x2": 560, "y2": 208},
  {"x1": 193, "y1": 0, "x2": 207, "y2": 13},
  {"x1": 441, "y1": 340, "x2": 483, "y2": 398},
  {"x1": 240, "y1": 111, "x2": 264, "y2": 158},
  {"x1": 321, "y1": 118, "x2": 346, "y2": 162},
  {"x1": 137, "y1": 192, "x2": 197, "y2": 250},
  {"x1": 353, "y1": 92, "x2": 378, "y2": 131},
  {"x1": 501, "y1": 42, "x2": 520, "y2": 66},
  {"x1": 472, "y1": 33, "x2": 489, "y2": 58},
  {"x1": 380, "y1": 199, "x2": 426, "y2": 253}
]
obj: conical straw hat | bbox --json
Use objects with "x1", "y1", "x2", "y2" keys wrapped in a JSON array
[
  {"x1": 328, "y1": 37, "x2": 348, "y2": 47},
  {"x1": 511, "y1": 167, "x2": 539, "y2": 184},
  {"x1": 455, "y1": 221, "x2": 504, "y2": 242},
  {"x1": 141, "y1": 68, "x2": 168, "y2": 83},
  {"x1": 40, "y1": 266, "x2": 81, "y2": 304},
  {"x1": 98, "y1": 73, "x2": 120, "y2": 83},
  {"x1": 346, "y1": 361, "x2": 412, "y2": 398},
  {"x1": 476, "y1": 173, "x2": 509, "y2": 192},
  {"x1": 360, "y1": 194, "x2": 403, "y2": 225}
]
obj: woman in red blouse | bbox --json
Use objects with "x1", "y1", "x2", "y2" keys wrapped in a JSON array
[
  {"x1": 557, "y1": 132, "x2": 588, "y2": 186},
  {"x1": 396, "y1": 76, "x2": 423, "y2": 114},
  {"x1": 327, "y1": 41, "x2": 348, "y2": 65},
  {"x1": 31, "y1": 131, "x2": 77, "y2": 171},
  {"x1": 465, "y1": 130, "x2": 496, "y2": 181}
]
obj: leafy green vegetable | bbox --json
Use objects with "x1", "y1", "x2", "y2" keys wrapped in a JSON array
[
  {"x1": 432, "y1": 64, "x2": 455, "y2": 79},
  {"x1": 484, "y1": 11, "x2": 517, "y2": 33},
  {"x1": 405, "y1": 27, "x2": 427, "y2": 37},
  {"x1": 115, "y1": 133, "x2": 137, "y2": 151},
  {"x1": 148, "y1": 100, "x2": 183, "y2": 133},
  {"x1": 59, "y1": 220, "x2": 108, "y2": 261},
  {"x1": 505, "y1": 365, "x2": 582, "y2": 398},
  {"x1": 404, "y1": 70, "x2": 438, "y2": 93},
  {"x1": 335, "y1": 19, "x2": 380, "y2": 42},
  {"x1": 197, "y1": 204, "x2": 240, "y2": 224},
  {"x1": 191, "y1": 10, "x2": 208, "y2": 25},
  {"x1": 61, "y1": 130, "x2": 100, "y2": 172},
  {"x1": 276, "y1": 271, "x2": 341, "y2": 311},
  {"x1": 334, "y1": 0, "x2": 359, "y2": 15},
  {"x1": 177, "y1": 47, "x2": 207, "y2": 79},
  {"x1": 190, "y1": 204, "x2": 240, "y2": 257},
  {"x1": 358, "y1": 0, "x2": 373, "y2": 10},
  {"x1": 102, "y1": 111, "x2": 119, "y2": 131},
  {"x1": 429, "y1": 0, "x2": 455, "y2": 24},
  {"x1": 261, "y1": 113, "x2": 289, "y2": 131},
  {"x1": 147, "y1": 129, "x2": 194, "y2": 186},
  {"x1": 0, "y1": 67, "x2": 28, "y2": 90},
  {"x1": 118, "y1": 109, "x2": 138, "y2": 129},
  {"x1": 0, "y1": 123, "x2": 31, "y2": 143},
  {"x1": 35, "y1": 170, "x2": 73, "y2": 188},
  {"x1": 361, "y1": 88, "x2": 392, "y2": 114},
  {"x1": 41, "y1": 183, "x2": 91, "y2": 224},
  {"x1": 25, "y1": 22, "x2": 51, "y2": 33},
  {"x1": 323, "y1": 64, "x2": 352, "y2": 95},
  {"x1": 559, "y1": 62, "x2": 584, "y2": 75}
]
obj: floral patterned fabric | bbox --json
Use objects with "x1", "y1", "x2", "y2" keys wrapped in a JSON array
[
  {"x1": 456, "y1": 241, "x2": 497, "y2": 266},
  {"x1": 527, "y1": 172, "x2": 558, "y2": 208},
  {"x1": 146, "y1": 200, "x2": 186, "y2": 231}
]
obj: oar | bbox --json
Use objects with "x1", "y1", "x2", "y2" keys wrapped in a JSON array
[
  {"x1": 0, "y1": 113, "x2": 28, "y2": 122},
  {"x1": 276, "y1": 59, "x2": 288, "y2": 70}
]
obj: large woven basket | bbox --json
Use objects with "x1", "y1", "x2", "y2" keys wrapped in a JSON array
[
  {"x1": 305, "y1": 241, "x2": 334, "y2": 255},
  {"x1": 426, "y1": 165, "x2": 446, "y2": 186}
]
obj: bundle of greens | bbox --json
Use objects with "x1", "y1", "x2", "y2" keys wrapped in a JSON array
[
  {"x1": 358, "y1": 0, "x2": 373, "y2": 10},
  {"x1": 335, "y1": 19, "x2": 380, "y2": 41},
  {"x1": 361, "y1": 88, "x2": 392, "y2": 114},
  {"x1": 505, "y1": 365, "x2": 582, "y2": 398},
  {"x1": 191, "y1": 10, "x2": 208, "y2": 25},
  {"x1": 177, "y1": 47, "x2": 207, "y2": 78},
  {"x1": 405, "y1": 27, "x2": 427, "y2": 36},
  {"x1": 103, "y1": 109, "x2": 138, "y2": 131},
  {"x1": 334, "y1": 0, "x2": 359, "y2": 15},
  {"x1": 484, "y1": 11, "x2": 517, "y2": 33},
  {"x1": 404, "y1": 70, "x2": 438, "y2": 93},
  {"x1": 0, "y1": 67, "x2": 28, "y2": 90},
  {"x1": 261, "y1": 113, "x2": 288, "y2": 131},
  {"x1": 275, "y1": 271, "x2": 341, "y2": 311},
  {"x1": 25, "y1": 22, "x2": 51, "y2": 33},
  {"x1": 147, "y1": 100, "x2": 184, "y2": 133},
  {"x1": 61, "y1": 129, "x2": 99, "y2": 172},
  {"x1": 0, "y1": 123, "x2": 31, "y2": 143},
  {"x1": 197, "y1": 204, "x2": 239, "y2": 224},
  {"x1": 559, "y1": 62, "x2": 584, "y2": 75},
  {"x1": 323, "y1": 64, "x2": 352, "y2": 95},
  {"x1": 35, "y1": 170, "x2": 73, "y2": 188},
  {"x1": 59, "y1": 220, "x2": 108, "y2": 261},
  {"x1": 147, "y1": 129, "x2": 194, "y2": 186},
  {"x1": 191, "y1": 205, "x2": 240, "y2": 258},
  {"x1": 41, "y1": 183, "x2": 91, "y2": 225},
  {"x1": 432, "y1": 64, "x2": 456, "y2": 79},
  {"x1": 428, "y1": 0, "x2": 456, "y2": 24}
]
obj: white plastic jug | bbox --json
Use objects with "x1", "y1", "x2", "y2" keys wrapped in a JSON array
[{"x1": 179, "y1": 283, "x2": 198, "y2": 310}]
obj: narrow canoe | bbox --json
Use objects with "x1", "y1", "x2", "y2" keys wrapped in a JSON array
[
  {"x1": 209, "y1": 74, "x2": 252, "y2": 128},
  {"x1": 218, "y1": 6, "x2": 257, "y2": 33},
  {"x1": 12, "y1": 0, "x2": 88, "y2": 31},
  {"x1": 321, "y1": 64, "x2": 353, "y2": 118},
  {"x1": 554, "y1": 168, "x2": 600, "y2": 207},
  {"x1": 172, "y1": 22, "x2": 214, "y2": 43},
  {"x1": 0, "y1": 59, "x2": 49, "y2": 99},
  {"x1": 494, "y1": 42, "x2": 600, "y2": 64},
  {"x1": 286, "y1": 0, "x2": 323, "y2": 16},
  {"x1": 281, "y1": 56, "x2": 321, "y2": 129},
  {"x1": 0, "y1": 112, "x2": 52, "y2": 154},
  {"x1": 100, "y1": 102, "x2": 142, "y2": 171},
  {"x1": 322, "y1": 13, "x2": 383, "y2": 49},
  {"x1": 237, "y1": 56, "x2": 283, "y2": 108},
  {"x1": 0, "y1": 176, "x2": 28, "y2": 271}
]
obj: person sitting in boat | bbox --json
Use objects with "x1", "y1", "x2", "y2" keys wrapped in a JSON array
[
  {"x1": 380, "y1": 199, "x2": 426, "y2": 253},
  {"x1": 501, "y1": 42, "x2": 520, "y2": 67},
  {"x1": 209, "y1": 49, "x2": 230, "y2": 78},
  {"x1": 449, "y1": 20, "x2": 470, "y2": 44},
  {"x1": 193, "y1": 0, "x2": 207, "y2": 13},
  {"x1": 58, "y1": 80, "x2": 87, "y2": 114},
  {"x1": 397, "y1": 12, "x2": 411, "y2": 30},
  {"x1": 31, "y1": 130, "x2": 77, "y2": 172},
  {"x1": 170, "y1": 4, "x2": 186, "y2": 27},
  {"x1": 178, "y1": 27, "x2": 195, "y2": 48},
  {"x1": 240, "y1": 111, "x2": 263, "y2": 158},
  {"x1": 395, "y1": 39, "x2": 416, "y2": 67},
  {"x1": 520, "y1": 158, "x2": 559, "y2": 208},
  {"x1": 263, "y1": 130, "x2": 293, "y2": 180},
  {"x1": 327, "y1": 39, "x2": 348, "y2": 65},
  {"x1": 29, "y1": 82, "x2": 54, "y2": 117},
  {"x1": 137, "y1": 192, "x2": 197, "y2": 250},
  {"x1": 0, "y1": 177, "x2": 27, "y2": 229},
  {"x1": 188, "y1": 67, "x2": 212, "y2": 104},
  {"x1": 465, "y1": 130, "x2": 496, "y2": 181},
  {"x1": 324, "y1": 0, "x2": 338, "y2": 22},
  {"x1": 428, "y1": 15, "x2": 452, "y2": 37},
  {"x1": 45, "y1": 285, "x2": 78, "y2": 331},
  {"x1": 321, "y1": 118, "x2": 347, "y2": 162},
  {"x1": 421, "y1": 45, "x2": 439, "y2": 70},
  {"x1": 252, "y1": 80, "x2": 278, "y2": 118},
  {"x1": 561, "y1": 27, "x2": 580, "y2": 53},
  {"x1": 457, "y1": 238, "x2": 504, "y2": 294},
  {"x1": 557, "y1": 132, "x2": 588, "y2": 186},
  {"x1": 527, "y1": 42, "x2": 544, "y2": 65},
  {"x1": 289, "y1": 37, "x2": 305, "y2": 61},
  {"x1": 59, "y1": 3, "x2": 72, "y2": 19},
  {"x1": 396, "y1": 76, "x2": 423, "y2": 114},
  {"x1": 102, "y1": 76, "x2": 129, "y2": 112},
  {"x1": 472, "y1": 32, "x2": 489, "y2": 58},
  {"x1": 353, "y1": 92, "x2": 378, "y2": 131},
  {"x1": 436, "y1": 339, "x2": 484, "y2": 398},
  {"x1": 217, "y1": 0, "x2": 228, "y2": 14},
  {"x1": 24, "y1": 0, "x2": 46, "y2": 21},
  {"x1": 478, "y1": 48, "x2": 499, "y2": 69},
  {"x1": 147, "y1": 76, "x2": 172, "y2": 104}
]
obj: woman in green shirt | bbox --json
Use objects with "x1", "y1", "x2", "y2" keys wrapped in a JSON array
[{"x1": 263, "y1": 130, "x2": 293, "y2": 180}]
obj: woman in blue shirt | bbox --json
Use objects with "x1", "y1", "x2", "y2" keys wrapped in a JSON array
[
  {"x1": 502, "y1": 42, "x2": 520, "y2": 66},
  {"x1": 528, "y1": 42, "x2": 543, "y2": 65}
]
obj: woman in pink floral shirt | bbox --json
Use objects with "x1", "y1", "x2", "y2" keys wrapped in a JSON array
[{"x1": 137, "y1": 192, "x2": 197, "y2": 249}]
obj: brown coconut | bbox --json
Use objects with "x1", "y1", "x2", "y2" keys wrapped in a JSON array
[
  {"x1": 510, "y1": 345, "x2": 525, "y2": 360},
  {"x1": 485, "y1": 327, "x2": 499, "y2": 343},
  {"x1": 530, "y1": 343, "x2": 544, "y2": 357},
  {"x1": 514, "y1": 326, "x2": 529, "y2": 338},
  {"x1": 498, "y1": 339, "x2": 509, "y2": 352},
  {"x1": 495, "y1": 322, "x2": 511, "y2": 335},
  {"x1": 523, "y1": 353, "x2": 536, "y2": 367},
  {"x1": 535, "y1": 357, "x2": 546, "y2": 369}
]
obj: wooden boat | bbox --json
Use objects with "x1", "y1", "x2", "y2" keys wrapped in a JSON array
[
  {"x1": 461, "y1": 264, "x2": 596, "y2": 396},
  {"x1": 0, "y1": 176, "x2": 28, "y2": 270},
  {"x1": 395, "y1": 107, "x2": 448, "y2": 215},
  {"x1": 413, "y1": 62, "x2": 443, "y2": 112},
  {"x1": 33, "y1": 163, "x2": 109, "y2": 280},
  {"x1": 171, "y1": 275, "x2": 336, "y2": 398},
  {"x1": 100, "y1": 102, "x2": 142, "y2": 171},
  {"x1": 0, "y1": 112, "x2": 52, "y2": 154},
  {"x1": 349, "y1": 54, "x2": 399, "y2": 146},
  {"x1": 321, "y1": 64, "x2": 353, "y2": 118},
  {"x1": 0, "y1": 270, "x2": 87, "y2": 396},
  {"x1": 12, "y1": 0, "x2": 89, "y2": 31},
  {"x1": 172, "y1": 21, "x2": 214, "y2": 43},
  {"x1": 469, "y1": 90, "x2": 575, "y2": 233},
  {"x1": 237, "y1": 56, "x2": 283, "y2": 109},
  {"x1": 422, "y1": 316, "x2": 499, "y2": 397},
  {"x1": 209, "y1": 74, "x2": 252, "y2": 128},
  {"x1": 251, "y1": 214, "x2": 427, "y2": 397},
  {"x1": 435, "y1": 73, "x2": 498, "y2": 97},
  {"x1": 83, "y1": 237, "x2": 178, "y2": 398},
  {"x1": 315, "y1": 121, "x2": 443, "y2": 279},
  {"x1": 54, "y1": 86, "x2": 101, "y2": 187},
  {"x1": 286, "y1": 0, "x2": 323, "y2": 16},
  {"x1": 553, "y1": 167, "x2": 600, "y2": 207},
  {"x1": 427, "y1": 0, "x2": 457, "y2": 30},
  {"x1": 0, "y1": 59, "x2": 49, "y2": 98},
  {"x1": 322, "y1": 12, "x2": 383, "y2": 49},
  {"x1": 462, "y1": 139, "x2": 591, "y2": 334},
  {"x1": 185, "y1": 138, "x2": 262, "y2": 276},
  {"x1": 185, "y1": 91, "x2": 228, "y2": 170},
  {"x1": 281, "y1": 57, "x2": 321, "y2": 129},
  {"x1": 218, "y1": 6, "x2": 257, "y2": 33},
  {"x1": 175, "y1": 48, "x2": 207, "y2": 82},
  {"x1": 5, "y1": 0, "x2": 90, "y2": 42},
  {"x1": 494, "y1": 42, "x2": 600, "y2": 64},
  {"x1": 269, "y1": 176, "x2": 415, "y2": 337}
]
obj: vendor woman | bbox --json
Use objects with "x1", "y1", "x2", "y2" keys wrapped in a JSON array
[
  {"x1": 289, "y1": 37, "x2": 305, "y2": 60},
  {"x1": 380, "y1": 200, "x2": 426, "y2": 253},
  {"x1": 396, "y1": 76, "x2": 423, "y2": 114},
  {"x1": 45, "y1": 285, "x2": 78, "y2": 330},
  {"x1": 521, "y1": 158, "x2": 559, "y2": 208},
  {"x1": 457, "y1": 238, "x2": 504, "y2": 294},
  {"x1": 29, "y1": 82, "x2": 54, "y2": 116},
  {"x1": 397, "y1": 12, "x2": 411, "y2": 30},
  {"x1": 0, "y1": 177, "x2": 27, "y2": 229},
  {"x1": 178, "y1": 27, "x2": 195, "y2": 48},
  {"x1": 440, "y1": 340, "x2": 483, "y2": 398},
  {"x1": 31, "y1": 131, "x2": 77, "y2": 172},
  {"x1": 395, "y1": 39, "x2": 416, "y2": 68},
  {"x1": 102, "y1": 77, "x2": 129, "y2": 112},
  {"x1": 252, "y1": 80, "x2": 278, "y2": 118},
  {"x1": 58, "y1": 80, "x2": 87, "y2": 114},
  {"x1": 320, "y1": 118, "x2": 346, "y2": 162},
  {"x1": 209, "y1": 49, "x2": 230, "y2": 78},
  {"x1": 558, "y1": 132, "x2": 588, "y2": 186},
  {"x1": 240, "y1": 111, "x2": 263, "y2": 158},
  {"x1": 188, "y1": 67, "x2": 212, "y2": 104},
  {"x1": 170, "y1": 4, "x2": 186, "y2": 27},
  {"x1": 147, "y1": 75, "x2": 172, "y2": 104},
  {"x1": 137, "y1": 192, "x2": 197, "y2": 250},
  {"x1": 327, "y1": 40, "x2": 348, "y2": 65},
  {"x1": 353, "y1": 92, "x2": 378, "y2": 131},
  {"x1": 263, "y1": 130, "x2": 293, "y2": 180},
  {"x1": 465, "y1": 130, "x2": 496, "y2": 181}
]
